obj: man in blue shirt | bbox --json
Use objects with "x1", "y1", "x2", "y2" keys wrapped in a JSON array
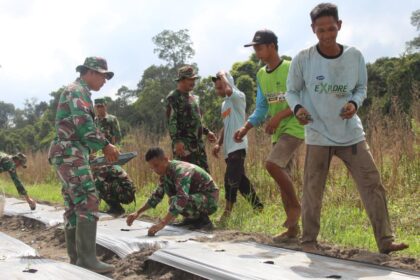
[{"x1": 285, "y1": 3, "x2": 408, "y2": 254}]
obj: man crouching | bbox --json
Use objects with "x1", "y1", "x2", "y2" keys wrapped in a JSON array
[{"x1": 126, "y1": 147, "x2": 219, "y2": 236}]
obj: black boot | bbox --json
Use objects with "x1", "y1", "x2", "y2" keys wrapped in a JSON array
[
  {"x1": 171, "y1": 217, "x2": 198, "y2": 227},
  {"x1": 192, "y1": 213, "x2": 213, "y2": 230},
  {"x1": 106, "y1": 201, "x2": 125, "y2": 216}
]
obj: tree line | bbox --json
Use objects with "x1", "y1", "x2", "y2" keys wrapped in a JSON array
[{"x1": 0, "y1": 10, "x2": 419, "y2": 153}]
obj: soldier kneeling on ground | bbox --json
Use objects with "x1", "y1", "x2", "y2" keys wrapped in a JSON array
[
  {"x1": 0, "y1": 152, "x2": 36, "y2": 210},
  {"x1": 92, "y1": 164, "x2": 135, "y2": 215},
  {"x1": 126, "y1": 147, "x2": 219, "y2": 236}
]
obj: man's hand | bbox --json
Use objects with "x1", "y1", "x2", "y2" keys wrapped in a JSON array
[
  {"x1": 207, "y1": 131, "x2": 217, "y2": 143},
  {"x1": 126, "y1": 212, "x2": 139, "y2": 226},
  {"x1": 174, "y1": 142, "x2": 185, "y2": 157},
  {"x1": 212, "y1": 144, "x2": 221, "y2": 158},
  {"x1": 103, "y1": 144, "x2": 119, "y2": 163},
  {"x1": 265, "y1": 117, "x2": 281, "y2": 135},
  {"x1": 148, "y1": 222, "x2": 165, "y2": 236},
  {"x1": 339, "y1": 102, "x2": 356, "y2": 119},
  {"x1": 234, "y1": 126, "x2": 248, "y2": 143},
  {"x1": 295, "y1": 107, "x2": 312, "y2": 125}
]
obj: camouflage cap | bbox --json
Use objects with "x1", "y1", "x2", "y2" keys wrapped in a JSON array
[
  {"x1": 175, "y1": 65, "x2": 199, "y2": 82},
  {"x1": 94, "y1": 98, "x2": 107, "y2": 105},
  {"x1": 76, "y1": 57, "x2": 114, "y2": 80},
  {"x1": 12, "y1": 153, "x2": 27, "y2": 168}
]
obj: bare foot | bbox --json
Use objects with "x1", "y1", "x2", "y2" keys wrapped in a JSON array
[
  {"x1": 283, "y1": 207, "x2": 301, "y2": 228},
  {"x1": 301, "y1": 243, "x2": 320, "y2": 254},
  {"x1": 217, "y1": 211, "x2": 231, "y2": 225},
  {"x1": 273, "y1": 226, "x2": 300, "y2": 243},
  {"x1": 380, "y1": 242, "x2": 409, "y2": 254}
]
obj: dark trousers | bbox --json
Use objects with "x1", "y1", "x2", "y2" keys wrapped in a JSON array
[{"x1": 224, "y1": 149, "x2": 263, "y2": 209}]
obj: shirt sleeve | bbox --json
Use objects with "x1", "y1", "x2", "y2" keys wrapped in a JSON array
[
  {"x1": 285, "y1": 54, "x2": 304, "y2": 112},
  {"x1": 146, "y1": 181, "x2": 165, "y2": 208},
  {"x1": 69, "y1": 91, "x2": 109, "y2": 151},
  {"x1": 350, "y1": 52, "x2": 367, "y2": 109},
  {"x1": 247, "y1": 82, "x2": 268, "y2": 126},
  {"x1": 3, "y1": 160, "x2": 27, "y2": 196},
  {"x1": 168, "y1": 170, "x2": 192, "y2": 216},
  {"x1": 113, "y1": 117, "x2": 122, "y2": 144},
  {"x1": 166, "y1": 97, "x2": 182, "y2": 143}
]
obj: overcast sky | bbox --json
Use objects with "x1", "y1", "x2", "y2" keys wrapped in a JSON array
[{"x1": 0, "y1": 0, "x2": 418, "y2": 108}]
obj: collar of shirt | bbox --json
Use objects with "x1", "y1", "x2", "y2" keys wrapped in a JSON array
[{"x1": 75, "y1": 77, "x2": 91, "y2": 96}]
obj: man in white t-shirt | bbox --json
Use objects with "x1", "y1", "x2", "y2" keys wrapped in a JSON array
[
  {"x1": 212, "y1": 71, "x2": 263, "y2": 222},
  {"x1": 285, "y1": 2, "x2": 408, "y2": 254}
]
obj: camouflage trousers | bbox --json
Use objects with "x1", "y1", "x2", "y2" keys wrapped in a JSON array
[
  {"x1": 50, "y1": 154, "x2": 99, "y2": 229},
  {"x1": 173, "y1": 140, "x2": 209, "y2": 172},
  {"x1": 93, "y1": 165, "x2": 135, "y2": 205},
  {"x1": 171, "y1": 189, "x2": 219, "y2": 219}
]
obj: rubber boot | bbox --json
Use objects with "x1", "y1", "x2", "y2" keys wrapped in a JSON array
[
  {"x1": 64, "y1": 227, "x2": 77, "y2": 264},
  {"x1": 75, "y1": 219, "x2": 114, "y2": 274}
]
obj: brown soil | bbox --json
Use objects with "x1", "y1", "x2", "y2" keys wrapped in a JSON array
[
  {"x1": 196, "y1": 229, "x2": 420, "y2": 273},
  {"x1": 0, "y1": 216, "x2": 206, "y2": 279}
]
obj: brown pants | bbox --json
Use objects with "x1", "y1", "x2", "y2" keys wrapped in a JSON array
[{"x1": 302, "y1": 141, "x2": 394, "y2": 251}]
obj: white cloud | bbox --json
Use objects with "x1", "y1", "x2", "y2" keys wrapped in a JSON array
[{"x1": 0, "y1": 0, "x2": 418, "y2": 107}]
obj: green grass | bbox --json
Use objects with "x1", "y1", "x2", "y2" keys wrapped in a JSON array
[{"x1": 1, "y1": 177, "x2": 418, "y2": 258}]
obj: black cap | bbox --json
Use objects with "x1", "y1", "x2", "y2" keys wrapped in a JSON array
[{"x1": 244, "y1": 29, "x2": 278, "y2": 47}]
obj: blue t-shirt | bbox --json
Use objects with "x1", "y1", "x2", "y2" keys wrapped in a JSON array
[
  {"x1": 221, "y1": 74, "x2": 247, "y2": 158},
  {"x1": 286, "y1": 44, "x2": 367, "y2": 146}
]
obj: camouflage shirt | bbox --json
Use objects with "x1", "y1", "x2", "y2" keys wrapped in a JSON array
[
  {"x1": 95, "y1": 114, "x2": 122, "y2": 145},
  {"x1": 147, "y1": 160, "x2": 218, "y2": 216},
  {"x1": 48, "y1": 78, "x2": 108, "y2": 158},
  {"x1": 166, "y1": 89, "x2": 209, "y2": 148},
  {"x1": 0, "y1": 152, "x2": 26, "y2": 195}
]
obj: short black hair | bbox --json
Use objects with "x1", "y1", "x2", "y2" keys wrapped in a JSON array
[
  {"x1": 310, "y1": 3, "x2": 339, "y2": 23},
  {"x1": 145, "y1": 147, "x2": 165, "y2": 162}
]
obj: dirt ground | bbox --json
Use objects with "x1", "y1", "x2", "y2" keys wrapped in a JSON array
[
  {"x1": 1, "y1": 216, "x2": 419, "y2": 279},
  {"x1": 0, "y1": 216, "x2": 205, "y2": 280},
  {"x1": 195, "y1": 229, "x2": 420, "y2": 272}
]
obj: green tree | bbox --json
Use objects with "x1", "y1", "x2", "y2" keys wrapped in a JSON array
[
  {"x1": 152, "y1": 29, "x2": 195, "y2": 68},
  {"x1": 0, "y1": 101, "x2": 15, "y2": 129},
  {"x1": 407, "y1": 9, "x2": 420, "y2": 52}
]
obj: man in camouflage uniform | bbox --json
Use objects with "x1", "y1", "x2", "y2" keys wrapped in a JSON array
[
  {"x1": 126, "y1": 147, "x2": 219, "y2": 236},
  {"x1": 92, "y1": 97, "x2": 133, "y2": 215},
  {"x1": 166, "y1": 65, "x2": 216, "y2": 172},
  {"x1": 0, "y1": 152, "x2": 36, "y2": 210},
  {"x1": 94, "y1": 98, "x2": 122, "y2": 145},
  {"x1": 48, "y1": 57, "x2": 119, "y2": 274},
  {"x1": 92, "y1": 164, "x2": 135, "y2": 215}
]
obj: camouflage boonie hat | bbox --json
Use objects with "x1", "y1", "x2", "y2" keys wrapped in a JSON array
[
  {"x1": 76, "y1": 57, "x2": 114, "y2": 80},
  {"x1": 175, "y1": 65, "x2": 199, "y2": 82},
  {"x1": 94, "y1": 98, "x2": 107, "y2": 105},
  {"x1": 13, "y1": 153, "x2": 27, "y2": 168}
]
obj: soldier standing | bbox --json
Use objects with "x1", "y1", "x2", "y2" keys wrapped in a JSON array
[
  {"x1": 0, "y1": 152, "x2": 36, "y2": 210},
  {"x1": 48, "y1": 57, "x2": 119, "y2": 273},
  {"x1": 94, "y1": 98, "x2": 122, "y2": 145},
  {"x1": 166, "y1": 65, "x2": 216, "y2": 172},
  {"x1": 92, "y1": 97, "x2": 133, "y2": 215},
  {"x1": 126, "y1": 147, "x2": 219, "y2": 235}
]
